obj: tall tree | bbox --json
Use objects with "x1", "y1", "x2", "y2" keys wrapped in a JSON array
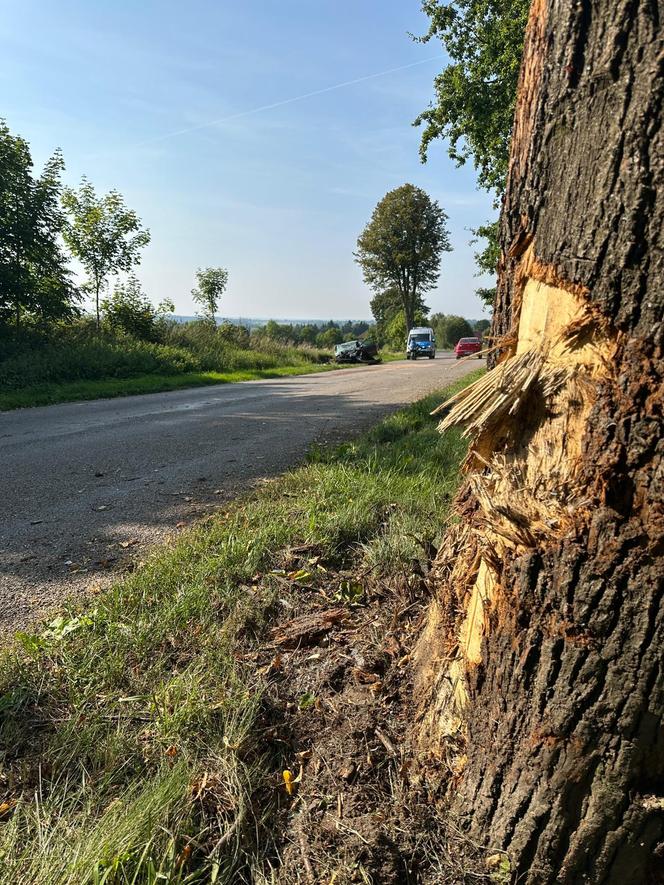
[
  {"x1": 62, "y1": 179, "x2": 150, "y2": 328},
  {"x1": 355, "y1": 184, "x2": 451, "y2": 332},
  {"x1": 419, "y1": 0, "x2": 664, "y2": 881},
  {"x1": 415, "y1": 0, "x2": 530, "y2": 301},
  {"x1": 191, "y1": 266, "x2": 228, "y2": 326},
  {"x1": 0, "y1": 121, "x2": 76, "y2": 330}
]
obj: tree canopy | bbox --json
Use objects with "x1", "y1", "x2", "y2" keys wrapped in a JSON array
[
  {"x1": 370, "y1": 287, "x2": 429, "y2": 348},
  {"x1": 415, "y1": 0, "x2": 530, "y2": 306},
  {"x1": 191, "y1": 266, "x2": 229, "y2": 325},
  {"x1": 415, "y1": 0, "x2": 529, "y2": 194},
  {"x1": 430, "y1": 312, "x2": 474, "y2": 348},
  {"x1": 62, "y1": 179, "x2": 150, "y2": 328},
  {"x1": 355, "y1": 184, "x2": 451, "y2": 331},
  {"x1": 0, "y1": 120, "x2": 77, "y2": 330}
]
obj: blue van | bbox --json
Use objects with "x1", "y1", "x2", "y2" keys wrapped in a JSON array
[{"x1": 406, "y1": 327, "x2": 436, "y2": 360}]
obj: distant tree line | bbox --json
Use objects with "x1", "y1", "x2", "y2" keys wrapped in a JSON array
[
  {"x1": 430, "y1": 313, "x2": 490, "y2": 348},
  {"x1": 257, "y1": 319, "x2": 370, "y2": 349}
]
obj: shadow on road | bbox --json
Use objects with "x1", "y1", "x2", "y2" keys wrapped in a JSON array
[{"x1": 0, "y1": 357, "x2": 475, "y2": 630}]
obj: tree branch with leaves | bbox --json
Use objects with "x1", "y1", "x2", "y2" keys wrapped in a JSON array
[{"x1": 414, "y1": 0, "x2": 529, "y2": 306}]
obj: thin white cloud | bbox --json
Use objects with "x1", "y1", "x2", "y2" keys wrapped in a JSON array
[{"x1": 133, "y1": 56, "x2": 440, "y2": 147}]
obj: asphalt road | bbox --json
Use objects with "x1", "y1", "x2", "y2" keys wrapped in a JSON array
[{"x1": 0, "y1": 354, "x2": 478, "y2": 630}]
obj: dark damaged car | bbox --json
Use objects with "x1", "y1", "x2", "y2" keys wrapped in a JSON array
[{"x1": 334, "y1": 340, "x2": 379, "y2": 364}]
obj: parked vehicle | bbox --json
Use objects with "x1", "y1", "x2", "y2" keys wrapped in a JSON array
[
  {"x1": 334, "y1": 339, "x2": 379, "y2": 364},
  {"x1": 454, "y1": 337, "x2": 483, "y2": 359},
  {"x1": 406, "y1": 327, "x2": 436, "y2": 360}
]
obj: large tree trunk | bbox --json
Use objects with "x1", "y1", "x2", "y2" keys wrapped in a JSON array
[{"x1": 414, "y1": 0, "x2": 663, "y2": 882}]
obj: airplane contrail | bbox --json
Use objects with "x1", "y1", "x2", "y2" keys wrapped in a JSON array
[{"x1": 135, "y1": 55, "x2": 440, "y2": 147}]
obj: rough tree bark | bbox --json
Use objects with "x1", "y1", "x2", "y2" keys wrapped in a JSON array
[{"x1": 414, "y1": 0, "x2": 663, "y2": 882}]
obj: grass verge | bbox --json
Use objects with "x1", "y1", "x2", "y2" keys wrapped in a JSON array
[
  {"x1": 0, "y1": 364, "x2": 351, "y2": 411},
  {"x1": 0, "y1": 358, "x2": 408, "y2": 411},
  {"x1": 0, "y1": 370, "x2": 482, "y2": 883}
]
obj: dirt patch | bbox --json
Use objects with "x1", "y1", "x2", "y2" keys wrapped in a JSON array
[{"x1": 237, "y1": 547, "x2": 489, "y2": 884}]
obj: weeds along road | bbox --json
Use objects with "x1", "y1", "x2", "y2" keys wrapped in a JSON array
[{"x1": 0, "y1": 354, "x2": 479, "y2": 630}]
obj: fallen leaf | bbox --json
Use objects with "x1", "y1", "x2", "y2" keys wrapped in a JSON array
[
  {"x1": 298, "y1": 692, "x2": 317, "y2": 710},
  {"x1": 271, "y1": 607, "x2": 347, "y2": 647},
  {"x1": 0, "y1": 800, "x2": 17, "y2": 819},
  {"x1": 282, "y1": 769, "x2": 296, "y2": 796},
  {"x1": 176, "y1": 843, "x2": 192, "y2": 867},
  {"x1": 287, "y1": 569, "x2": 312, "y2": 582},
  {"x1": 338, "y1": 762, "x2": 356, "y2": 782},
  {"x1": 352, "y1": 668, "x2": 381, "y2": 685},
  {"x1": 486, "y1": 853, "x2": 504, "y2": 869},
  {"x1": 383, "y1": 635, "x2": 401, "y2": 657}
]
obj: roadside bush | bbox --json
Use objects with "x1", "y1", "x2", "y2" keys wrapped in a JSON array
[
  {"x1": 316, "y1": 327, "x2": 344, "y2": 348},
  {"x1": 0, "y1": 336, "x2": 199, "y2": 389},
  {"x1": 101, "y1": 278, "x2": 160, "y2": 342},
  {"x1": 0, "y1": 319, "x2": 332, "y2": 391},
  {"x1": 217, "y1": 321, "x2": 251, "y2": 349}
]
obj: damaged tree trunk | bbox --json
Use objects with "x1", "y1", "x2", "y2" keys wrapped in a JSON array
[{"x1": 415, "y1": 0, "x2": 663, "y2": 882}]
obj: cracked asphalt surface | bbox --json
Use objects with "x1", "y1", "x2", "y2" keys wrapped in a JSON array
[{"x1": 0, "y1": 354, "x2": 478, "y2": 631}]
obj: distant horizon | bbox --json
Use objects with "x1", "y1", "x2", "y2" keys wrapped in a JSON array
[
  {"x1": 172, "y1": 314, "x2": 372, "y2": 324},
  {"x1": 171, "y1": 313, "x2": 488, "y2": 325}
]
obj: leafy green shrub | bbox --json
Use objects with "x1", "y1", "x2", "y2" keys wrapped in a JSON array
[
  {"x1": 101, "y1": 276, "x2": 172, "y2": 342},
  {"x1": 0, "y1": 337, "x2": 199, "y2": 388},
  {"x1": 0, "y1": 319, "x2": 331, "y2": 391}
]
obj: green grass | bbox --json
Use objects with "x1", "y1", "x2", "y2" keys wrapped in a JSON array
[
  {"x1": 0, "y1": 371, "x2": 482, "y2": 883},
  {"x1": 0, "y1": 363, "x2": 349, "y2": 410},
  {"x1": 0, "y1": 324, "x2": 339, "y2": 410},
  {"x1": 0, "y1": 348, "x2": 405, "y2": 411},
  {"x1": 378, "y1": 348, "x2": 406, "y2": 363}
]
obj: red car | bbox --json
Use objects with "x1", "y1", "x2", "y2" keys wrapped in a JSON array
[{"x1": 454, "y1": 337, "x2": 483, "y2": 359}]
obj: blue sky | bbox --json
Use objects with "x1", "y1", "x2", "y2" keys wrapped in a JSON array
[{"x1": 1, "y1": 0, "x2": 495, "y2": 320}]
